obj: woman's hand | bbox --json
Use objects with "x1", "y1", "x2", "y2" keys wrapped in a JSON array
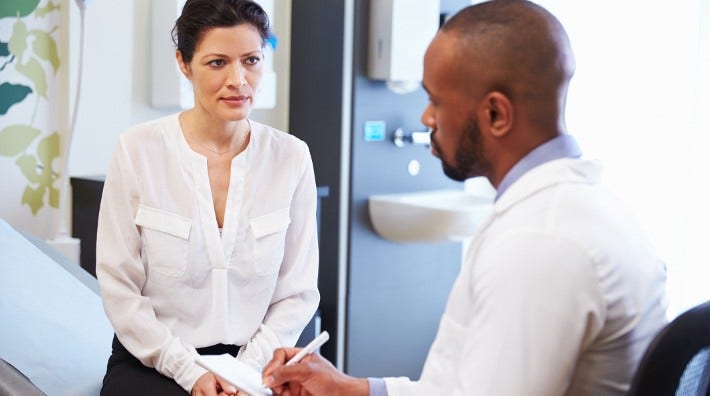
[{"x1": 192, "y1": 372, "x2": 238, "y2": 396}]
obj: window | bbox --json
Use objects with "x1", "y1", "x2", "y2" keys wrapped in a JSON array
[{"x1": 537, "y1": 0, "x2": 710, "y2": 317}]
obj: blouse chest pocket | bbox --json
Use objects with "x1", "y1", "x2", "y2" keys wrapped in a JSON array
[
  {"x1": 249, "y1": 208, "x2": 291, "y2": 276},
  {"x1": 135, "y1": 204, "x2": 191, "y2": 278}
]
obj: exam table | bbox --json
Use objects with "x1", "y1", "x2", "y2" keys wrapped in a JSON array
[{"x1": 0, "y1": 218, "x2": 113, "y2": 396}]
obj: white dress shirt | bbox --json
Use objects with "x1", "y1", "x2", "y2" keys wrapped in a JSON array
[
  {"x1": 96, "y1": 114, "x2": 320, "y2": 392},
  {"x1": 382, "y1": 158, "x2": 668, "y2": 395}
]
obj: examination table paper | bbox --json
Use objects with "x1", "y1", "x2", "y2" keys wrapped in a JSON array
[{"x1": 0, "y1": 219, "x2": 113, "y2": 396}]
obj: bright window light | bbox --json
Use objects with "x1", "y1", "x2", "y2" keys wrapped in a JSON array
[{"x1": 536, "y1": 0, "x2": 710, "y2": 318}]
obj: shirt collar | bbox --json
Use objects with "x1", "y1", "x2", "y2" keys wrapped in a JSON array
[{"x1": 494, "y1": 134, "x2": 582, "y2": 201}]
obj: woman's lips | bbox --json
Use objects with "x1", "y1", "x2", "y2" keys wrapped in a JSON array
[{"x1": 221, "y1": 96, "x2": 249, "y2": 106}]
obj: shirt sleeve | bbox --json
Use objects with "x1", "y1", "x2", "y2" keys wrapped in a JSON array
[
  {"x1": 96, "y1": 137, "x2": 207, "y2": 392},
  {"x1": 382, "y1": 377, "x2": 417, "y2": 395},
  {"x1": 236, "y1": 142, "x2": 321, "y2": 370},
  {"x1": 369, "y1": 377, "x2": 389, "y2": 396}
]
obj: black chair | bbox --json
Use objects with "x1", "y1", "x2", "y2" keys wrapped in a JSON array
[{"x1": 629, "y1": 300, "x2": 710, "y2": 396}]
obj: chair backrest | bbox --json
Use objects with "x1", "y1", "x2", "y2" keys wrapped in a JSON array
[{"x1": 628, "y1": 300, "x2": 710, "y2": 396}]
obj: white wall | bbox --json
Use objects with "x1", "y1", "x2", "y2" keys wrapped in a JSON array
[{"x1": 67, "y1": 0, "x2": 292, "y2": 177}]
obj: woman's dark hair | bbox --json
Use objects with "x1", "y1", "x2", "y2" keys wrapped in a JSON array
[{"x1": 172, "y1": 0, "x2": 270, "y2": 63}]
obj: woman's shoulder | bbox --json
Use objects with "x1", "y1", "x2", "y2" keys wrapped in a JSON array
[
  {"x1": 250, "y1": 119, "x2": 308, "y2": 152},
  {"x1": 121, "y1": 113, "x2": 180, "y2": 141},
  {"x1": 115, "y1": 113, "x2": 181, "y2": 160}
]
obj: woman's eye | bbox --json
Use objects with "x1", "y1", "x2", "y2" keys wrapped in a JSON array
[
  {"x1": 209, "y1": 59, "x2": 226, "y2": 67},
  {"x1": 244, "y1": 56, "x2": 262, "y2": 66}
]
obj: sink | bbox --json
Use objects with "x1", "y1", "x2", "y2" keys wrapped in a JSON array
[{"x1": 368, "y1": 189, "x2": 494, "y2": 243}]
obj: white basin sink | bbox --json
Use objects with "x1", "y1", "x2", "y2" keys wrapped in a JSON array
[{"x1": 368, "y1": 189, "x2": 494, "y2": 243}]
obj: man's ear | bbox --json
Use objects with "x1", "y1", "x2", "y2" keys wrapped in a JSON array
[
  {"x1": 176, "y1": 50, "x2": 191, "y2": 79},
  {"x1": 481, "y1": 91, "x2": 512, "y2": 138}
]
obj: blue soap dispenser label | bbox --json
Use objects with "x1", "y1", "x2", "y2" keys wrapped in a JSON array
[{"x1": 363, "y1": 121, "x2": 386, "y2": 142}]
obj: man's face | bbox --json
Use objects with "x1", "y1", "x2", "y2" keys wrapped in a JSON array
[
  {"x1": 430, "y1": 118, "x2": 489, "y2": 182},
  {"x1": 421, "y1": 32, "x2": 491, "y2": 182}
]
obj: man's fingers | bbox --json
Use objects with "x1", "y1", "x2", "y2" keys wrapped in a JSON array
[
  {"x1": 265, "y1": 363, "x2": 311, "y2": 388},
  {"x1": 263, "y1": 347, "x2": 303, "y2": 381},
  {"x1": 264, "y1": 350, "x2": 329, "y2": 396},
  {"x1": 263, "y1": 347, "x2": 288, "y2": 377}
]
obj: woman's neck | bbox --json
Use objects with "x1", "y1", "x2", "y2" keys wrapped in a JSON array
[{"x1": 180, "y1": 109, "x2": 250, "y2": 154}]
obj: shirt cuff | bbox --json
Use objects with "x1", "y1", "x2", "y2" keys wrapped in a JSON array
[
  {"x1": 173, "y1": 359, "x2": 208, "y2": 393},
  {"x1": 160, "y1": 338, "x2": 208, "y2": 392},
  {"x1": 368, "y1": 377, "x2": 388, "y2": 396}
]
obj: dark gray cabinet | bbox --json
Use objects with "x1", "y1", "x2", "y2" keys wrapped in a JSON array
[{"x1": 71, "y1": 175, "x2": 105, "y2": 277}]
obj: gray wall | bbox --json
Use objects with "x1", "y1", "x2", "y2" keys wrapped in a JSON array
[
  {"x1": 346, "y1": 0, "x2": 470, "y2": 379},
  {"x1": 290, "y1": 0, "x2": 470, "y2": 379}
]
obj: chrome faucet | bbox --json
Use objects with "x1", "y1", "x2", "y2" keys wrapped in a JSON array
[{"x1": 392, "y1": 128, "x2": 431, "y2": 147}]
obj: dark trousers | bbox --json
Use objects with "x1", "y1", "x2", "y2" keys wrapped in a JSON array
[{"x1": 101, "y1": 334, "x2": 240, "y2": 396}]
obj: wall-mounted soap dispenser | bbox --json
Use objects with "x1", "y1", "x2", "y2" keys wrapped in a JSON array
[
  {"x1": 150, "y1": 0, "x2": 277, "y2": 109},
  {"x1": 367, "y1": 0, "x2": 440, "y2": 94}
]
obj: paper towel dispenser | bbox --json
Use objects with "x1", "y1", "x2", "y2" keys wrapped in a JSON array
[{"x1": 367, "y1": 0, "x2": 440, "y2": 93}]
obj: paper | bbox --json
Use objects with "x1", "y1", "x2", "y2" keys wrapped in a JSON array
[
  {"x1": 196, "y1": 354, "x2": 273, "y2": 396},
  {"x1": 0, "y1": 219, "x2": 113, "y2": 396}
]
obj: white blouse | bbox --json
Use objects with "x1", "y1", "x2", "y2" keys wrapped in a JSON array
[{"x1": 96, "y1": 114, "x2": 320, "y2": 391}]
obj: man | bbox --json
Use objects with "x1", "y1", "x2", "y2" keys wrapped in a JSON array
[{"x1": 262, "y1": 1, "x2": 668, "y2": 395}]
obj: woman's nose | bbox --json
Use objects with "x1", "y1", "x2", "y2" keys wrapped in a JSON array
[{"x1": 228, "y1": 64, "x2": 247, "y2": 88}]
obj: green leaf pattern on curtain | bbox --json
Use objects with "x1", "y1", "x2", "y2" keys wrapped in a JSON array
[
  {"x1": 15, "y1": 56, "x2": 48, "y2": 97},
  {"x1": 0, "y1": 0, "x2": 62, "y2": 214},
  {"x1": 16, "y1": 132, "x2": 61, "y2": 214},
  {"x1": 0, "y1": 0, "x2": 41, "y2": 19},
  {"x1": 0, "y1": 125, "x2": 41, "y2": 156},
  {"x1": 35, "y1": 2, "x2": 60, "y2": 18},
  {"x1": 30, "y1": 29, "x2": 60, "y2": 72},
  {"x1": 0, "y1": 83, "x2": 32, "y2": 115},
  {"x1": 8, "y1": 19, "x2": 28, "y2": 59}
]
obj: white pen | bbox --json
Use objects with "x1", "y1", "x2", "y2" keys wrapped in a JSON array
[{"x1": 286, "y1": 331, "x2": 330, "y2": 365}]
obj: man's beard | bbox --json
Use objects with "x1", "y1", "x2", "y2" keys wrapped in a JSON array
[{"x1": 431, "y1": 118, "x2": 491, "y2": 182}]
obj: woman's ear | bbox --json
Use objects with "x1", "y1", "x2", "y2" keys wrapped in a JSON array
[
  {"x1": 481, "y1": 91, "x2": 513, "y2": 138},
  {"x1": 175, "y1": 50, "x2": 191, "y2": 79}
]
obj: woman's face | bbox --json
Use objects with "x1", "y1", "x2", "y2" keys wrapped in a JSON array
[{"x1": 178, "y1": 23, "x2": 263, "y2": 122}]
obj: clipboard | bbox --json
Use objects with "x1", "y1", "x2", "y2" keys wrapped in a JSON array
[{"x1": 196, "y1": 354, "x2": 273, "y2": 396}]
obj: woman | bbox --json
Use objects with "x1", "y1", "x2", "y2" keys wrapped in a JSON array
[{"x1": 96, "y1": 1, "x2": 320, "y2": 394}]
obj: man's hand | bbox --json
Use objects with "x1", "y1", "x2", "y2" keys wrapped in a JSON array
[
  {"x1": 192, "y1": 372, "x2": 238, "y2": 396},
  {"x1": 262, "y1": 347, "x2": 369, "y2": 396}
]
